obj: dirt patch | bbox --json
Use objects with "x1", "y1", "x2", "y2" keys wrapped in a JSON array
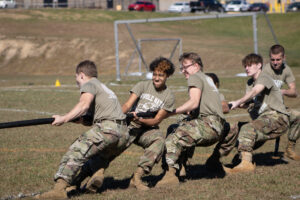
[
  {"x1": 0, "y1": 11, "x2": 250, "y2": 76},
  {"x1": 0, "y1": 12, "x2": 31, "y2": 20}
]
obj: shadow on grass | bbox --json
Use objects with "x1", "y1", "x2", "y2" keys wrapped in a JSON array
[
  {"x1": 68, "y1": 164, "x2": 227, "y2": 198},
  {"x1": 68, "y1": 176, "x2": 132, "y2": 198},
  {"x1": 253, "y1": 152, "x2": 288, "y2": 166},
  {"x1": 226, "y1": 151, "x2": 288, "y2": 168},
  {"x1": 68, "y1": 152, "x2": 289, "y2": 198}
]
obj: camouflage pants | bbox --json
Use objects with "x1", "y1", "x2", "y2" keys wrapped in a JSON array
[
  {"x1": 238, "y1": 111, "x2": 289, "y2": 152},
  {"x1": 126, "y1": 124, "x2": 165, "y2": 173},
  {"x1": 287, "y1": 109, "x2": 300, "y2": 142},
  {"x1": 162, "y1": 120, "x2": 238, "y2": 170},
  {"x1": 54, "y1": 120, "x2": 129, "y2": 184},
  {"x1": 165, "y1": 115, "x2": 224, "y2": 170},
  {"x1": 213, "y1": 121, "x2": 239, "y2": 157}
]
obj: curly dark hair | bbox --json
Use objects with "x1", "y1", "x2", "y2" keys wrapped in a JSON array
[{"x1": 149, "y1": 57, "x2": 175, "y2": 76}]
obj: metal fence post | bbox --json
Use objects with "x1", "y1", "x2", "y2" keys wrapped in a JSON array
[
  {"x1": 252, "y1": 13, "x2": 258, "y2": 54},
  {"x1": 114, "y1": 21, "x2": 121, "y2": 81}
]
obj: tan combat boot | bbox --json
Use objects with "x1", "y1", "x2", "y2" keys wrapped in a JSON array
[
  {"x1": 85, "y1": 168, "x2": 105, "y2": 193},
  {"x1": 285, "y1": 141, "x2": 300, "y2": 161},
  {"x1": 35, "y1": 179, "x2": 69, "y2": 200},
  {"x1": 226, "y1": 152, "x2": 255, "y2": 174},
  {"x1": 156, "y1": 167, "x2": 179, "y2": 188},
  {"x1": 129, "y1": 167, "x2": 149, "y2": 191},
  {"x1": 179, "y1": 164, "x2": 186, "y2": 177}
]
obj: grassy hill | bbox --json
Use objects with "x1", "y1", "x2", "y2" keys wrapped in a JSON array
[
  {"x1": 0, "y1": 9, "x2": 300, "y2": 200},
  {"x1": 0, "y1": 10, "x2": 299, "y2": 77}
]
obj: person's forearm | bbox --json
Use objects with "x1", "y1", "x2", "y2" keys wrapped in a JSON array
[
  {"x1": 175, "y1": 100, "x2": 198, "y2": 114},
  {"x1": 282, "y1": 89, "x2": 298, "y2": 98},
  {"x1": 122, "y1": 104, "x2": 131, "y2": 114},
  {"x1": 139, "y1": 118, "x2": 161, "y2": 126},
  {"x1": 63, "y1": 101, "x2": 89, "y2": 122}
]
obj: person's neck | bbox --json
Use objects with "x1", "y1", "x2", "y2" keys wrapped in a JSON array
[
  {"x1": 253, "y1": 70, "x2": 261, "y2": 80},
  {"x1": 155, "y1": 84, "x2": 166, "y2": 92},
  {"x1": 80, "y1": 76, "x2": 93, "y2": 87}
]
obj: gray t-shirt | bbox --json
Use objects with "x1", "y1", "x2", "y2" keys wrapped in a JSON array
[
  {"x1": 80, "y1": 78, "x2": 126, "y2": 123},
  {"x1": 131, "y1": 80, "x2": 175, "y2": 113},
  {"x1": 246, "y1": 73, "x2": 289, "y2": 119},
  {"x1": 188, "y1": 71, "x2": 225, "y2": 119},
  {"x1": 262, "y1": 63, "x2": 295, "y2": 89}
]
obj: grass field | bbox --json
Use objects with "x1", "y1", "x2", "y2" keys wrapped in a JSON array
[{"x1": 0, "y1": 9, "x2": 300, "y2": 200}]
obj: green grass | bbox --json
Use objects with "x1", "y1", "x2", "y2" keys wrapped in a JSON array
[
  {"x1": 0, "y1": 9, "x2": 300, "y2": 200},
  {"x1": 0, "y1": 9, "x2": 184, "y2": 22},
  {"x1": 0, "y1": 71, "x2": 300, "y2": 200}
]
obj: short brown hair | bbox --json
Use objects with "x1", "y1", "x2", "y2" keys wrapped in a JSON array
[
  {"x1": 76, "y1": 60, "x2": 98, "y2": 78},
  {"x1": 179, "y1": 52, "x2": 203, "y2": 69},
  {"x1": 269, "y1": 44, "x2": 285, "y2": 56},
  {"x1": 242, "y1": 53, "x2": 263, "y2": 67}
]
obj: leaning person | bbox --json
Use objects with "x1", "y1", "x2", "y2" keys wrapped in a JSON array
[
  {"x1": 35, "y1": 60, "x2": 129, "y2": 199},
  {"x1": 121, "y1": 57, "x2": 175, "y2": 190},
  {"x1": 161, "y1": 72, "x2": 236, "y2": 177},
  {"x1": 262, "y1": 44, "x2": 300, "y2": 161},
  {"x1": 227, "y1": 53, "x2": 290, "y2": 173},
  {"x1": 156, "y1": 52, "x2": 226, "y2": 187}
]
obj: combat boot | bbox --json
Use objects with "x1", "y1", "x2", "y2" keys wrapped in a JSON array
[
  {"x1": 285, "y1": 141, "x2": 300, "y2": 161},
  {"x1": 85, "y1": 168, "x2": 105, "y2": 193},
  {"x1": 129, "y1": 167, "x2": 149, "y2": 191},
  {"x1": 156, "y1": 167, "x2": 179, "y2": 187},
  {"x1": 179, "y1": 164, "x2": 186, "y2": 177},
  {"x1": 71, "y1": 165, "x2": 92, "y2": 190},
  {"x1": 35, "y1": 179, "x2": 69, "y2": 200},
  {"x1": 226, "y1": 152, "x2": 255, "y2": 174}
]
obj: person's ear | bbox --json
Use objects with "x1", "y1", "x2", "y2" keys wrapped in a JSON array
[
  {"x1": 80, "y1": 72, "x2": 85, "y2": 79},
  {"x1": 258, "y1": 63, "x2": 262, "y2": 69}
]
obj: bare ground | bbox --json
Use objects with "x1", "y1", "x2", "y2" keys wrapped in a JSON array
[{"x1": 0, "y1": 10, "x2": 254, "y2": 77}]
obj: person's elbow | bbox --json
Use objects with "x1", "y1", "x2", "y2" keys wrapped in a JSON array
[
  {"x1": 81, "y1": 103, "x2": 90, "y2": 114},
  {"x1": 151, "y1": 118, "x2": 162, "y2": 126},
  {"x1": 283, "y1": 89, "x2": 298, "y2": 98},
  {"x1": 291, "y1": 89, "x2": 298, "y2": 98},
  {"x1": 190, "y1": 102, "x2": 199, "y2": 111}
]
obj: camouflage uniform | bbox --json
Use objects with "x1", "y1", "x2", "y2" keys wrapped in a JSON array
[
  {"x1": 238, "y1": 111, "x2": 289, "y2": 152},
  {"x1": 126, "y1": 124, "x2": 165, "y2": 173},
  {"x1": 164, "y1": 71, "x2": 233, "y2": 169},
  {"x1": 288, "y1": 109, "x2": 300, "y2": 142},
  {"x1": 54, "y1": 78, "x2": 129, "y2": 185},
  {"x1": 126, "y1": 80, "x2": 175, "y2": 173},
  {"x1": 262, "y1": 63, "x2": 300, "y2": 143},
  {"x1": 165, "y1": 115, "x2": 225, "y2": 169},
  {"x1": 237, "y1": 73, "x2": 290, "y2": 153},
  {"x1": 55, "y1": 120, "x2": 128, "y2": 183},
  {"x1": 162, "y1": 116, "x2": 238, "y2": 170}
]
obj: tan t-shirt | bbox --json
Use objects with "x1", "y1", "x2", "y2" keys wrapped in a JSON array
[
  {"x1": 80, "y1": 78, "x2": 126, "y2": 123},
  {"x1": 262, "y1": 63, "x2": 295, "y2": 89},
  {"x1": 219, "y1": 93, "x2": 225, "y2": 102},
  {"x1": 246, "y1": 73, "x2": 289, "y2": 119},
  {"x1": 188, "y1": 71, "x2": 224, "y2": 119},
  {"x1": 131, "y1": 80, "x2": 175, "y2": 113}
]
